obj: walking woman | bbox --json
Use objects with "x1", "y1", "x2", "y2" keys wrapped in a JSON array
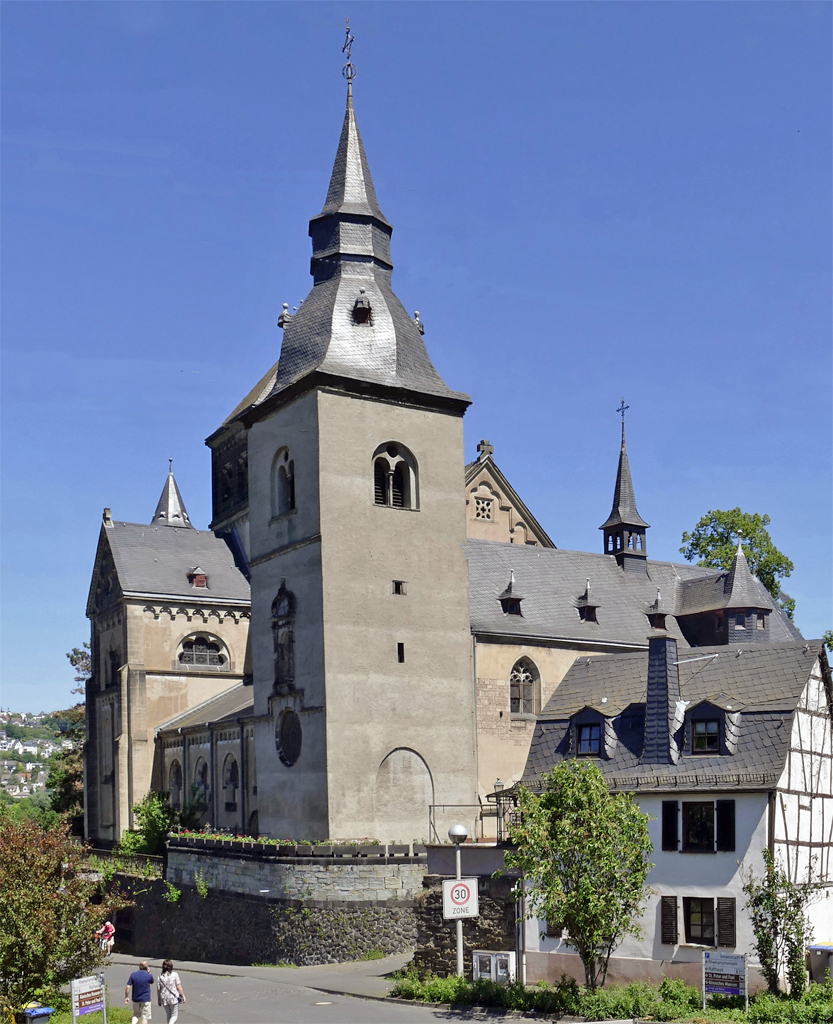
[{"x1": 157, "y1": 960, "x2": 186, "y2": 1023}]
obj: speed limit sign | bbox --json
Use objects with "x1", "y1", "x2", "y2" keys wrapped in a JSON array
[{"x1": 442, "y1": 877, "x2": 479, "y2": 919}]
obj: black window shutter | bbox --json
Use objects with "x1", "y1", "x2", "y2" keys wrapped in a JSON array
[
  {"x1": 716, "y1": 897, "x2": 736, "y2": 947},
  {"x1": 660, "y1": 896, "x2": 678, "y2": 944},
  {"x1": 716, "y1": 800, "x2": 736, "y2": 852},
  {"x1": 662, "y1": 800, "x2": 679, "y2": 851}
]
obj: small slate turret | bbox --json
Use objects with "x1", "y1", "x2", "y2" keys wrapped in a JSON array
[
  {"x1": 600, "y1": 420, "x2": 649, "y2": 573},
  {"x1": 151, "y1": 463, "x2": 193, "y2": 529}
]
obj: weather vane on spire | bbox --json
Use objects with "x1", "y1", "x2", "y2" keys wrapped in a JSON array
[{"x1": 342, "y1": 18, "x2": 356, "y2": 90}]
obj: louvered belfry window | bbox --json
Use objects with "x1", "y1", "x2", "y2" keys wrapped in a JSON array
[
  {"x1": 372, "y1": 443, "x2": 418, "y2": 510},
  {"x1": 374, "y1": 459, "x2": 387, "y2": 505},
  {"x1": 392, "y1": 462, "x2": 407, "y2": 508}
]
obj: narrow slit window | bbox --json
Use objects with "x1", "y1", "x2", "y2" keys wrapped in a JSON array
[
  {"x1": 397, "y1": 642, "x2": 405, "y2": 663},
  {"x1": 392, "y1": 580, "x2": 406, "y2": 596}
]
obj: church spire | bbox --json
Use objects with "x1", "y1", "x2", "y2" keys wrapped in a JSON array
[
  {"x1": 269, "y1": 32, "x2": 466, "y2": 406},
  {"x1": 151, "y1": 461, "x2": 194, "y2": 529},
  {"x1": 600, "y1": 403, "x2": 649, "y2": 571}
]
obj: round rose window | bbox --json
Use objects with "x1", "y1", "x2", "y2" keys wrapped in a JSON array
[{"x1": 276, "y1": 709, "x2": 302, "y2": 767}]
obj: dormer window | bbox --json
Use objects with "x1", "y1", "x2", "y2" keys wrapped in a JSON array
[
  {"x1": 188, "y1": 567, "x2": 207, "y2": 588},
  {"x1": 577, "y1": 723, "x2": 601, "y2": 756},
  {"x1": 502, "y1": 599, "x2": 522, "y2": 616},
  {"x1": 352, "y1": 288, "x2": 372, "y2": 324},
  {"x1": 693, "y1": 720, "x2": 720, "y2": 753},
  {"x1": 649, "y1": 613, "x2": 666, "y2": 629},
  {"x1": 578, "y1": 606, "x2": 597, "y2": 623},
  {"x1": 734, "y1": 612, "x2": 746, "y2": 629}
]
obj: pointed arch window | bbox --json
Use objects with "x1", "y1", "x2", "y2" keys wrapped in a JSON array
[
  {"x1": 193, "y1": 757, "x2": 209, "y2": 812},
  {"x1": 222, "y1": 754, "x2": 239, "y2": 812},
  {"x1": 168, "y1": 760, "x2": 183, "y2": 810},
  {"x1": 510, "y1": 657, "x2": 540, "y2": 716},
  {"x1": 372, "y1": 443, "x2": 419, "y2": 510},
  {"x1": 272, "y1": 581, "x2": 296, "y2": 691}
]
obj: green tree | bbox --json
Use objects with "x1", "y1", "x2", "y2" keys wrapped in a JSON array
[
  {"x1": 46, "y1": 645, "x2": 91, "y2": 833},
  {"x1": 505, "y1": 761, "x2": 653, "y2": 990},
  {"x1": 742, "y1": 849, "x2": 822, "y2": 998},
  {"x1": 680, "y1": 508, "x2": 795, "y2": 617},
  {"x1": 823, "y1": 630, "x2": 833, "y2": 653},
  {"x1": 118, "y1": 791, "x2": 180, "y2": 856},
  {"x1": 0, "y1": 811, "x2": 133, "y2": 1015}
]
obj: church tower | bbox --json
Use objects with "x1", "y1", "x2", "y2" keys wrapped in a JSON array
[
  {"x1": 599, "y1": 417, "x2": 650, "y2": 573},
  {"x1": 229, "y1": 73, "x2": 477, "y2": 842}
]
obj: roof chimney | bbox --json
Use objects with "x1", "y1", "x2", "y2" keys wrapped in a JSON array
[{"x1": 641, "y1": 635, "x2": 681, "y2": 764}]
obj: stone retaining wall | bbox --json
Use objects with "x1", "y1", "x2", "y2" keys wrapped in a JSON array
[
  {"x1": 411, "y1": 873, "x2": 517, "y2": 977},
  {"x1": 111, "y1": 841, "x2": 428, "y2": 966},
  {"x1": 166, "y1": 842, "x2": 427, "y2": 902}
]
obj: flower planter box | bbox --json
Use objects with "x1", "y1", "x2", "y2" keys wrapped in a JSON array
[
  {"x1": 359, "y1": 844, "x2": 384, "y2": 857},
  {"x1": 387, "y1": 844, "x2": 409, "y2": 856},
  {"x1": 333, "y1": 845, "x2": 357, "y2": 857},
  {"x1": 274, "y1": 844, "x2": 297, "y2": 856},
  {"x1": 312, "y1": 845, "x2": 334, "y2": 856},
  {"x1": 412, "y1": 844, "x2": 427, "y2": 855}
]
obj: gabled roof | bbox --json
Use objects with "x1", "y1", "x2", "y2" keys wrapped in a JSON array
[
  {"x1": 466, "y1": 539, "x2": 801, "y2": 647},
  {"x1": 465, "y1": 451, "x2": 555, "y2": 548},
  {"x1": 156, "y1": 683, "x2": 254, "y2": 734},
  {"x1": 466, "y1": 539, "x2": 709, "y2": 647},
  {"x1": 524, "y1": 640, "x2": 825, "y2": 791},
  {"x1": 87, "y1": 522, "x2": 250, "y2": 615}
]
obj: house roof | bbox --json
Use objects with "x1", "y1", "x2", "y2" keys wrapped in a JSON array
[
  {"x1": 523, "y1": 639, "x2": 825, "y2": 792},
  {"x1": 156, "y1": 683, "x2": 254, "y2": 734},
  {"x1": 93, "y1": 522, "x2": 250, "y2": 607},
  {"x1": 465, "y1": 539, "x2": 800, "y2": 647}
]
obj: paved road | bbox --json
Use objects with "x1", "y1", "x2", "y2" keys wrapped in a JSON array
[{"x1": 104, "y1": 956, "x2": 531, "y2": 1024}]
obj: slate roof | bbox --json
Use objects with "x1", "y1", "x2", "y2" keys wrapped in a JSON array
[
  {"x1": 266, "y1": 90, "x2": 468, "y2": 406},
  {"x1": 523, "y1": 640, "x2": 824, "y2": 792},
  {"x1": 466, "y1": 540, "x2": 800, "y2": 646},
  {"x1": 151, "y1": 470, "x2": 194, "y2": 529},
  {"x1": 156, "y1": 684, "x2": 254, "y2": 734},
  {"x1": 599, "y1": 427, "x2": 649, "y2": 530},
  {"x1": 101, "y1": 522, "x2": 250, "y2": 604}
]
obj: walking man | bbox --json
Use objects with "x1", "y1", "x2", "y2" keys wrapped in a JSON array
[{"x1": 125, "y1": 960, "x2": 154, "y2": 1024}]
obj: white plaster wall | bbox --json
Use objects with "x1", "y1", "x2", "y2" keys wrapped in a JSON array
[{"x1": 525, "y1": 791, "x2": 769, "y2": 971}]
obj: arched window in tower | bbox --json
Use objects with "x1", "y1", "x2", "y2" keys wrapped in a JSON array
[
  {"x1": 509, "y1": 657, "x2": 540, "y2": 716},
  {"x1": 222, "y1": 754, "x2": 239, "y2": 812},
  {"x1": 168, "y1": 760, "x2": 183, "y2": 810},
  {"x1": 272, "y1": 581, "x2": 296, "y2": 691},
  {"x1": 272, "y1": 448, "x2": 296, "y2": 517},
  {"x1": 372, "y1": 443, "x2": 418, "y2": 510}
]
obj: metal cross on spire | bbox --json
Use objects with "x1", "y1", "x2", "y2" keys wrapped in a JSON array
[
  {"x1": 342, "y1": 18, "x2": 356, "y2": 94},
  {"x1": 616, "y1": 398, "x2": 629, "y2": 424}
]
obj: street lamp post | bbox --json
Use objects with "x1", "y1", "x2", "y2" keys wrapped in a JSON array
[{"x1": 448, "y1": 823, "x2": 468, "y2": 977}]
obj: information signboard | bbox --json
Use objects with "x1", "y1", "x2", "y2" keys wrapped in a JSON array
[
  {"x1": 703, "y1": 951, "x2": 746, "y2": 1009},
  {"x1": 71, "y1": 974, "x2": 107, "y2": 1022},
  {"x1": 442, "y1": 877, "x2": 479, "y2": 919}
]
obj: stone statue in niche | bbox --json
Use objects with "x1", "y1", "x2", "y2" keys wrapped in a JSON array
[{"x1": 272, "y1": 580, "x2": 295, "y2": 692}]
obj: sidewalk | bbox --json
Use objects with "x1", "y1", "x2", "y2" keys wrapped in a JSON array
[{"x1": 109, "y1": 951, "x2": 410, "y2": 1001}]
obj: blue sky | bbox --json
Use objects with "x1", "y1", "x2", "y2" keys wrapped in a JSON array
[{"x1": 2, "y1": 2, "x2": 830, "y2": 712}]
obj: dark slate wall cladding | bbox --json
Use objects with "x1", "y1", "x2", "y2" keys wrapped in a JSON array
[{"x1": 114, "y1": 876, "x2": 417, "y2": 967}]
